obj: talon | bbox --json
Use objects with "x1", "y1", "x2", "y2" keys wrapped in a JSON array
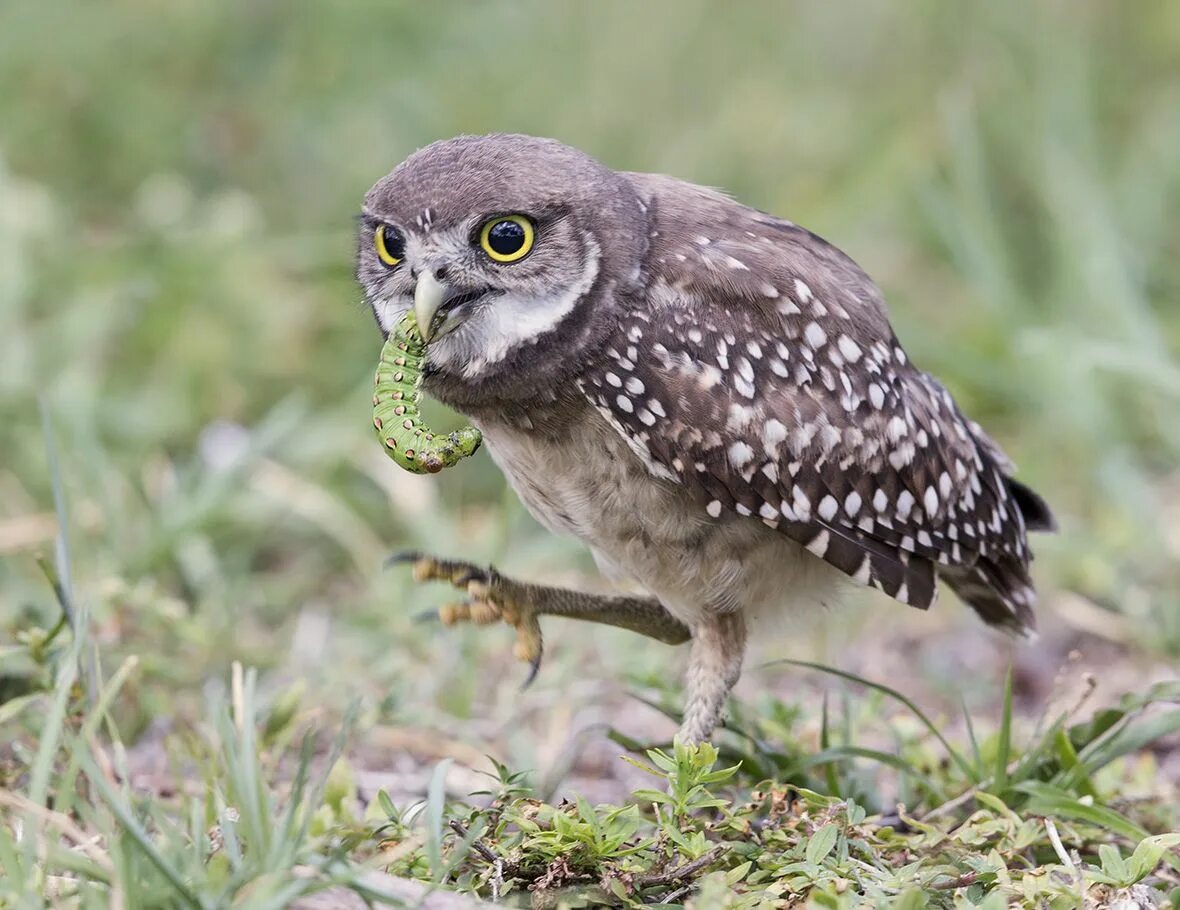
[
  {"x1": 512, "y1": 638, "x2": 537, "y2": 664},
  {"x1": 522, "y1": 651, "x2": 543, "y2": 690},
  {"x1": 511, "y1": 613, "x2": 544, "y2": 687},
  {"x1": 385, "y1": 549, "x2": 444, "y2": 582},
  {"x1": 390, "y1": 551, "x2": 544, "y2": 683}
]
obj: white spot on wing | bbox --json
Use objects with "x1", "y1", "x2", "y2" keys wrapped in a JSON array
[
  {"x1": 728, "y1": 441, "x2": 754, "y2": 468},
  {"x1": 837, "y1": 335, "x2": 862, "y2": 362},
  {"x1": 805, "y1": 530, "x2": 830, "y2": 557}
]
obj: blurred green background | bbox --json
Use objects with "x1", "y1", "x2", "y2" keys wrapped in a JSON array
[{"x1": 2, "y1": 1, "x2": 1178, "y2": 768}]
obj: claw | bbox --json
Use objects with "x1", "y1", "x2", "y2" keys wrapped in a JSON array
[
  {"x1": 390, "y1": 550, "x2": 545, "y2": 685},
  {"x1": 387, "y1": 552, "x2": 491, "y2": 586},
  {"x1": 511, "y1": 611, "x2": 544, "y2": 688},
  {"x1": 521, "y1": 649, "x2": 543, "y2": 690}
]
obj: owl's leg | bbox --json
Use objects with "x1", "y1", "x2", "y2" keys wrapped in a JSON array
[
  {"x1": 679, "y1": 611, "x2": 747, "y2": 744},
  {"x1": 389, "y1": 552, "x2": 691, "y2": 683}
]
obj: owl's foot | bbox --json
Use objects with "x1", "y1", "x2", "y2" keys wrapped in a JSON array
[
  {"x1": 388, "y1": 550, "x2": 693, "y2": 688},
  {"x1": 388, "y1": 551, "x2": 544, "y2": 685}
]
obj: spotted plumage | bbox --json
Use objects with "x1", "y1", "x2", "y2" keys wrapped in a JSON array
[
  {"x1": 357, "y1": 133, "x2": 1055, "y2": 743},
  {"x1": 576, "y1": 174, "x2": 1053, "y2": 630}
]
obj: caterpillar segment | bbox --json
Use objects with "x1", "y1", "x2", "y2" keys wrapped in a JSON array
[{"x1": 373, "y1": 311, "x2": 482, "y2": 474}]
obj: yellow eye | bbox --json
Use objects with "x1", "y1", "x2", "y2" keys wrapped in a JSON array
[
  {"x1": 479, "y1": 215, "x2": 534, "y2": 263},
  {"x1": 375, "y1": 224, "x2": 405, "y2": 266}
]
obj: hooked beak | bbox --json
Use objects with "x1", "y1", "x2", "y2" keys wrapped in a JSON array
[
  {"x1": 413, "y1": 272, "x2": 447, "y2": 343},
  {"x1": 413, "y1": 272, "x2": 494, "y2": 343}
]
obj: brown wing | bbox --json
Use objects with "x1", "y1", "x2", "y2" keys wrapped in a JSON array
[{"x1": 579, "y1": 173, "x2": 1042, "y2": 628}]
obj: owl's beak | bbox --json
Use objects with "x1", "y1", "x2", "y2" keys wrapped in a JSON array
[
  {"x1": 413, "y1": 272, "x2": 447, "y2": 343},
  {"x1": 414, "y1": 271, "x2": 491, "y2": 343}
]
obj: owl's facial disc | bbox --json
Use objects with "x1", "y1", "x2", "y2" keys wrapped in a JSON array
[{"x1": 359, "y1": 134, "x2": 652, "y2": 390}]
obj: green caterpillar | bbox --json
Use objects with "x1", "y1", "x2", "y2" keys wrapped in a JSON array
[{"x1": 373, "y1": 311, "x2": 482, "y2": 474}]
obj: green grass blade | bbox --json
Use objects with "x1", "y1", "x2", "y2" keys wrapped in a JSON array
[
  {"x1": 1077, "y1": 709, "x2": 1180, "y2": 780},
  {"x1": 1015, "y1": 781, "x2": 1148, "y2": 842},
  {"x1": 819, "y1": 692, "x2": 841, "y2": 798},
  {"x1": 54, "y1": 655, "x2": 140, "y2": 817},
  {"x1": 769, "y1": 659, "x2": 975, "y2": 780},
  {"x1": 962, "y1": 696, "x2": 983, "y2": 779},
  {"x1": 796, "y1": 746, "x2": 948, "y2": 804},
  {"x1": 425, "y1": 758, "x2": 454, "y2": 884},
  {"x1": 992, "y1": 664, "x2": 1013, "y2": 794},
  {"x1": 1051, "y1": 726, "x2": 1096, "y2": 799},
  {"x1": 267, "y1": 730, "x2": 317, "y2": 871},
  {"x1": 76, "y1": 750, "x2": 203, "y2": 909},
  {"x1": 39, "y1": 397, "x2": 74, "y2": 623}
]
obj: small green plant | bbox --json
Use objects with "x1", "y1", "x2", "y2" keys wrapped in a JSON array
[{"x1": 628, "y1": 739, "x2": 740, "y2": 821}]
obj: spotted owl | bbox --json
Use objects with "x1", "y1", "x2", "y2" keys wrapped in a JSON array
[{"x1": 357, "y1": 134, "x2": 1055, "y2": 743}]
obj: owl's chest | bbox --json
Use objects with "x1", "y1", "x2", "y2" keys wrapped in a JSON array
[
  {"x1": 475, "y1": 405, "x2": 707, "y2": 559},
  {"x1": 475, "y1": 401, "x2": 840, "y2": 627}
]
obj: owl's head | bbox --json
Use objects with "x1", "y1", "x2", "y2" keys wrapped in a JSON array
[{"x1": 358, "y1": 134, "x2": 648, "y2": 404}]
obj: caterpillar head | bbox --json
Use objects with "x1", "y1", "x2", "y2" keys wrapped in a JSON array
[{"x1": 357, "y1": 134, "x2": 648, "y2": 406}]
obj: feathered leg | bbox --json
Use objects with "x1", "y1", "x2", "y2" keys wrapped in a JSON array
[{"x1": 679, "y1": 611, "x2": 746, "y2": 743}]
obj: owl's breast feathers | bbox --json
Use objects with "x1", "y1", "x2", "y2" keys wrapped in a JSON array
[{"x1": 576, "y1": 173, "x2": 1054, "y2": 633}]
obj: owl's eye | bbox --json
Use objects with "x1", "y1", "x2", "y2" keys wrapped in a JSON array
[
  {"x1": 479, "y1": 215, "x2": 534, "y2": 263},
  {"x1": 375, "y1": 224, "x2": 405, "y2": 266}
]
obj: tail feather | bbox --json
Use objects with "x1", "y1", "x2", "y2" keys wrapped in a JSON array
[
  {"x1": 941, "y1": 556, "x2": 1037, "y2": 637},
  {"x1": 1007, "y1": 478, "x2": 1057, "y2": 532}
]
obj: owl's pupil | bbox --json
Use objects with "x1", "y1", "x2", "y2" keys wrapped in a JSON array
[
  {"x1": 383, "y1": 226, "x2": 406, "y2": 259},
  {"x1": 487, "y1": 220, "x2": 525, "y2": 255}
]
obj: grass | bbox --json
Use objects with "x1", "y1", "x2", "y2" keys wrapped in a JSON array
[
  {"x1": 2, "y1": 0, "x2": 1180, "y2": 906},
  {"x1": 4, "y1": 532, "x2": 1180, "y2": 906}
]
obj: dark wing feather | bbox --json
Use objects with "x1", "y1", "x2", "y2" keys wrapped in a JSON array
[{"x1": 578, "y1": 173, "x2": 1050, "y2": 629}]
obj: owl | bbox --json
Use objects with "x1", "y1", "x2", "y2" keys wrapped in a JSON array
[{"x1": 356, "y1": 134, "x2": 1055, "y2": 743}]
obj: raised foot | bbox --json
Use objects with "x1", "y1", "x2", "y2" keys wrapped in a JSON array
[{"x1": 388, "y1": 551, "x2": 543, "y2": 686}]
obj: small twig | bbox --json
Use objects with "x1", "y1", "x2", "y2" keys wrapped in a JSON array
[
  {"x1": 449, "y1": 818, "x2": 519, "y2": 881},
  {"x1": 1045, "y1": 819, "x2": 1087, "y2": 906},
  {"x1": 0, "y1": 789, "x2": 114, "y2": 874},
  {"x1": 919, "y1": 784, "x2": 981, "y2": 823},
  {"x1": 635, "y1": 845, "x2": 725, "y2": 887},
  {"x1": 920, "y1": 754, "x2": 1025, "y2": 824},
  {"x1": 1045, "y1": 818, "x2": 1073, "y2": 871},
  {"x1": 231, "y1": 661, "x2": 245, "y2": 734},
  {"x1": 659, "y1": 883, "x2": 693, "y2": 904},
  {"x1": 931, "y1": 872, "x2": 978, "y2": 891},
  {"x1": 449, "y1": 819, "x2": 497, "y2": 865}
]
